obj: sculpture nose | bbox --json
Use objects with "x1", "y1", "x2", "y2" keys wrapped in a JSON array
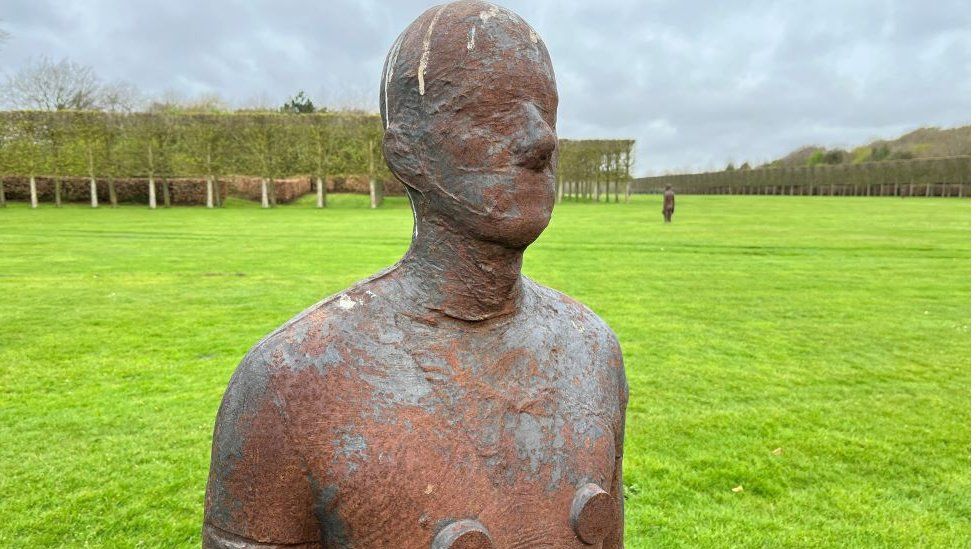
[{"x1": 515, "y1": 103, "x2": 556, "y2": 172}]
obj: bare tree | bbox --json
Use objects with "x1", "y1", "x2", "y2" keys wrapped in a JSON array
[
  {"x1": 183, "y1": 93, "x2": 228, "y2": 113},
  {"x1": 147, "y1": 91, "x2": 227, "y2": 114},
  {"x1": 2, "y1": 56, "x2": 102, "y2": 110},
  {"x1": 100, "y1": 80, "x2": 143, "y2": 113}
]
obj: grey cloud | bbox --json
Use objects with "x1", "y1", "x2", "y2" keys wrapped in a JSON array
[{"x1": 0, "y1": 0, "x2": 969, "y2": 174}]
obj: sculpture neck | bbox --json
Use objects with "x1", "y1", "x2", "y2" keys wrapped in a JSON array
[{"x1": 399, "y1": 213, "x2": 525, "y2": 322}]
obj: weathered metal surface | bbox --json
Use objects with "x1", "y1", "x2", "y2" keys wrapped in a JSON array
[{"x1": 203, "y1": 1, "x2": 628, "y2": 547}]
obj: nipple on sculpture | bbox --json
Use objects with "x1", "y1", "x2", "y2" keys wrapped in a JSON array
[
  {"x1": 570, "y1": 483, "x2": 615, "y2": 545},
  {"x1": 431, "y1": 519, "x2": 493, "y2": 549}
]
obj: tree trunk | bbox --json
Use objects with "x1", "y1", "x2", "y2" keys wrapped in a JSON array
[
  {"x1": 0, "y1": 180, "x2": 5, "y2": 207},
  {"x1": 162, "y1": 179, "x2": 171, "y2": 207},
  {"x1": 368, "y1": 140, "x2": 382, "y2": 209},
  {"x1": 205, "y1": 150, "x2": 214, "y2": 208},
  {"x1": 87, "y1": 146, "x2": 98, "y2": 208},
  {"x1": 30, "y1": 175, "x2": 37, "y2": 208},
  {"x1": 556, "y1": 176, "x2": 563, "y2": 204},
  {"x1": 369, "y1": 178, "x2": 383, "y2": 209},
  {"x1": 261, "y1": 179, "x2": 270, "y2": 208},
  {"x1": 147, "y1": 145, "x2": 156, "y2": 208},
  {"x1": 316, "y1": 176, "x2": 325, "y2": 208},
  {"x1": 54, "y1": 179, "x2": 62, "y2": 207},
  {"x1": 109, "y1": 178, "x2": 118, "y2": 207}
]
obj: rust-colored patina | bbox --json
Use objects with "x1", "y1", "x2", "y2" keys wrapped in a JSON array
[{"x1": 203, "y1": 2, "x2": 628, "y2": 547}]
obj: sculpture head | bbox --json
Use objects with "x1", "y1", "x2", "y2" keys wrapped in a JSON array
[{"x1": 381, "y1": 1, "x2": 558, "y2": 249}]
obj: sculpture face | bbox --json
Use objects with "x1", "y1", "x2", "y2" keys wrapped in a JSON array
[{"x1": 382, "y1": 1, "x2": 559, "y2": 248}]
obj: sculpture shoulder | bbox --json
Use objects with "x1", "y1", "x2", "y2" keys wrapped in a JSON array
[
  {"x1": 522, "y1": 277, "x2": 628, "y2": 407},
  {"x1": 238, "y1": 274, "x2": 399, "y2": 378},
  {"x1": 521, "y1": 276, "x2": 621, "y2": 347}
]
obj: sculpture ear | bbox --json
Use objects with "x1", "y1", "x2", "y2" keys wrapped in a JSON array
[{"x1": 383, "y1": 123, "x2": 427, "y2": 192}]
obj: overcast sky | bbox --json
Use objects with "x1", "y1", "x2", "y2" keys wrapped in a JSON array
[{"x1": 0, "y1": 0, "x2": 970, "y2": 175}]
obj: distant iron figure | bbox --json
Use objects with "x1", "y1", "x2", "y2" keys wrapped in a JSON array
[
  {"x1": 203, "y1": 2, "x2": 628, "y2": 547},
  {"x1": 663, "y1": 185, "x2": 675, "y2": 223}
]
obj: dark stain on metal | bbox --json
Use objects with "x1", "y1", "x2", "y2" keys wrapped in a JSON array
[{"x1": 203, "y1": 1, "x2": 628, "y2": 547}]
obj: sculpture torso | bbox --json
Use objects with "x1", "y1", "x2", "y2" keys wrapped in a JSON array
[{"x1": 204, "y1": 272, "x2": 626, "y2": 548}]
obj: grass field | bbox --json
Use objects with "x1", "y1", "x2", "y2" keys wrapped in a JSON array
[{"x1": 0, "y1": 194, "x2": 969, "y2": 547}]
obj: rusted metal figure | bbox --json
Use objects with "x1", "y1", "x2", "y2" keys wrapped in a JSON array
[
  {"x1": 662, "y1": 185, "x2": 675, "y2": 223},
  {"x1": 203, "y1": 2, "x2": 628, "y2": 547}
]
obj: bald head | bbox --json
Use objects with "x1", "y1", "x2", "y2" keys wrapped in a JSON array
[
  {"x1": 380, "y1": 1, "x2": 556, "y2": 130},
  {"x1": 380, "y1": 1, "x2": 559, "y2": 249}
]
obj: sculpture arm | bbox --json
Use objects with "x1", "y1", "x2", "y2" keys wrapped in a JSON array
[
  {"x1": 203, "y1": 350, "x2": 320, "y2": 548},
  {"x1": 604, "y1": 337, "x2": 629, "y2": 549}
]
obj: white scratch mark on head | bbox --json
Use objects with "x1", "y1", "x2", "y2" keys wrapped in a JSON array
[
  {"x1": 337, "y1": 294, "x2": 357, "y2": 310},
  {"x1": 383, "y1": 31, "x2": 405, "y2": 125},
  {"x1": 418, "y1": 4, "x2": 449, "y2": 96},
  {"x1": 467, "y1": 26, "x2": 476, "y2": 50},
  {"x1": 479, "y1": 4, "x2": 500, "y2": 23},
  {"x1": 529, "y1": 30, "x2": 538, "y2": 44}
]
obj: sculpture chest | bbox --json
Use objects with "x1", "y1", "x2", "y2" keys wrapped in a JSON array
[{"x1": 278, "y1": 322, "x2": 623, "y2": 547}]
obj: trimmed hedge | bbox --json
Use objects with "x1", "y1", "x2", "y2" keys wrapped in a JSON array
[
  {"x1": 0, "y1": 111, "x2": 634, "y2": 205},
  {"x1": 631, "y1": 156, "x2": 971, "y2": 197}
]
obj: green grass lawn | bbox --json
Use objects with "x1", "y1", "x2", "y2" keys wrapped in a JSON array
[{"x1": 0, "y1": 194, "x2": 969, "y2": 547}]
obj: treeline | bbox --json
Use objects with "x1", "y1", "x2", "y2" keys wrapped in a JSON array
[
  {"x1": 632, "y1": 156, "x2": 971, "y2": 197},
  {"x1": 0, "y1": 110, "x2": 637, "y2": 208},
  {"x1": 557, "y1": 139, "x2": 635, "y2": 203}
]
